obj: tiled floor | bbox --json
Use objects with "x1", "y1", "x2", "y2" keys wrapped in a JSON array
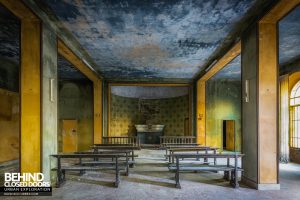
[{"x1": 2, "y1": 149, "x2": 300, "y2": 200}]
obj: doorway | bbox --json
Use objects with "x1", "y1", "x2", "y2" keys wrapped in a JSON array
[
  {"x1": 223, "y1": 120, "x2": 235, "y2": 151},
  {"x1": 62, "y1": 120, "x2": 78, "y2": 152}
]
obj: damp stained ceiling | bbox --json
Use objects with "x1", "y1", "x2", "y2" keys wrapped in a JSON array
[
  {"x1": 210, "y1": 55, "x2": 241, "y2": 81},
  {"x1": 0, "y1": 4, "x2": 19, "y2": 61},
  {"x1": 43, "y1": 0, "x2": 256, "y2": 82},
  {"x1": 206, "y1": 4, "x2": 300, "y2": 81},
  {"x1": 111, "y1": 86, "x2": 189, "y2": 99},
  {"x1": 0, "y1": 1, "x2": 300, "y2": 83},
  {"x1": 58, "y1": 56, "x2": 89, "y2": 80},
  {"x1": 279, "y1": 5, "x2": 300, "y2": 65}
]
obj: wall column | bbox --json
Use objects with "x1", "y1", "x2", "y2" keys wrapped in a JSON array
[
  {"x1": 196, "y1": 80, "x2": 206, "y2": 145},
  {"x1": 20, "y1": 19, "x2": 41, "y2": 173},
  {"x1": 94, "y1": 80, "x2": 103, "y2": 144},
  {"x1": 241, "y1": 22, "x2": 279, "y2": 190},
  {"x1": 41, "y1": 25, "x2": 58, "y2": 183}
]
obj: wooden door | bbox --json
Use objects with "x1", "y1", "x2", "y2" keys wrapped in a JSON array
[
  {"x1": 224, "y1": 120, "x2": 235, "y2": 151},
  {"x1": 62, "y1": 120, "x2": 78, "y2": 152}
]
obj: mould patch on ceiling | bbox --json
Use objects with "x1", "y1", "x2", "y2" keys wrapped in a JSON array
[
  {"x1": 279, "y1": 5, "x2": 300, "y2": 65},
  {"x1": 58, "y1": 56, "x2": 89, "y2": 80},
  {"x1": 209, "y1": 55, "x2": 241, "y2": 81},
  {"x1": 0, "y1": 4, "x2": 20, "y2": 62},
  {"x1": 44, "y1": 0, "x2": 255, "y2": 81},
  {"x1": 111, "y1": 86, "x2": 189, "y2": 99}
]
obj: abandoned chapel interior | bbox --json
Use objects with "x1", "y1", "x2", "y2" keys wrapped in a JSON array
[{"x1": 0, "y1": 0, "x2": 300, "y2": 199}]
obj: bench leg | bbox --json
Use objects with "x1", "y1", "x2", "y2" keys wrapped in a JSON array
[
  {"x1": 56, "y1": 170, "x2": 63, "y2": 188},
  {"x1": 56, "y1": 158, "x2": 65, "y2": 188},
  {"x1": 79, "y1": 170, "x2": 86, "y2": 176},
  {"x1": 172, "y1": 152, "x2": 175, "y2": 164},
  {"x1": 165, "y1": 149, "x2": 168, "y2": 161},
  {"x1": 175, "y1": 157, "x2": 181, "y2": 189},
  {"x1": 234, "y1": 170, "x2": 239, "y2": 188},
  {"x1": 130, "y1": 151, "x2": 135, "y2": 168},
  {"x1": 224, "y1": 157, "x2": 230, "y2": 180},
  {"x1": 115, "y1": 157, "x2": 120, "y2": 188},
  {"x1": 224, "y1": 171, "x2": 229, "y2": 180},
  {"x1": 230, "y1": 170, "x2": 239, "y2": 188},
  {"x1": 232, "y1": 155, "x2": 239, "y2": 188},
  {"x1": 125, "y1": 153, "x2": 129, "y2": 176}
]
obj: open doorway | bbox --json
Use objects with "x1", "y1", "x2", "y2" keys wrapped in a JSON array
[{"x1": 223, "y1": 120, "x2": 235, "y2": 151}]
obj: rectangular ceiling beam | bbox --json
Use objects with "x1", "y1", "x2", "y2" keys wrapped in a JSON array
[
  {"x1": 195, "y1": 41, "x2": 241, "y2": 145},
  {"x1": 200, "y1": 41, "x2": 241, "y2": 82},
  {"x1": 58, "y1": 39, "x2": 101, "y2": 82},
  {"x1": 0, "y1": 0, "x2": 37, "y2": 20},
  {"x1": 260, "y1": 0, "x2": 300, "y2": 23},
  {"x1": 58, "y1": 39, "x2": 103, "y2": 144}
]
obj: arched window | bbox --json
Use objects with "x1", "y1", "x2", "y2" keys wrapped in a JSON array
[{"x1": 290, "y1": 81, "x2": 300, "y2": 148}]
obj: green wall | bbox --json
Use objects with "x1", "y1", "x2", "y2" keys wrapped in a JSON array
[
  {"x1": 206, "y1": 79, "x2": 241, "y2": 151},
  {"x1": 58, "y1": 80, "x2": 93, "y2": 151},
  {"x1": 110, "y1": 94, "x2": 189, "y2": 136}
]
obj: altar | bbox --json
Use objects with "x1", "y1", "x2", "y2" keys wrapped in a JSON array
[{"x1": 135, "y1": 125, "x2": 165, "y2": 144}]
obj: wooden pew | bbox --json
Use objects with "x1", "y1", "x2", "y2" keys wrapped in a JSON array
[
  {"x1": 75, "y1": 150, "x2": 135, "y2": 167},
  {"x1": 167, "y1": 147, "x2": 219, "y2": 164},
  {"x1": 91, "y1": 145, "x2": 140, "y2": 167},
  {"x1": 169, "y1": 153, "x2": 244, "y2": 189},
  {"x1": 51, "y1": 152, "x2": 131, "y2": 188}
]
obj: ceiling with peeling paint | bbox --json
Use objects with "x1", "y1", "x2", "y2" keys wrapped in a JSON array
[
  {"x1": 42, "y1": 0, "x2": 256, "y2": 82},
  {"x1": 111, "y1": 86, "x2": 189, "y2": 99},
  {"x1": 58, "y1": 56, "x2": 89, "y2": 80},
  {"x1": 210, "y1": 55, "x2": 241, "y2": 81},
  {"x1": 0, "y1": 4, "x2": 19, "y2": 61},
  {"x1": 0, "y1": 1, "x2": 300, "y2": 83},
  {"x1": 279, "y1": 5, "x2": 300, "y2": 65}
]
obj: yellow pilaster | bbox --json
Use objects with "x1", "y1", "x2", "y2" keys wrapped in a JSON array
[
  {"x1": 196, "y1": 80, "x2": 206, "y2": 145},
  {"x1": 257, "y1": 21, "x2": 278, "y2": 184},
  {"x1": 94, "y1": 80, "x2": 103, "y2": 144},
  {"x1": 20, "y1": 19, "x2": 41, "y2": 173},
  {"x1": 196, "y1": 42, "x2": 241, "y2": 146},
  {"x1": 256, "y1": 0, "x2": 300, "y2": 185}
]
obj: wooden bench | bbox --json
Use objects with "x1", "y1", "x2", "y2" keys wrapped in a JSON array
[
  {"x1": 91, "y1": 145, "x2": 140, "y2": 167},
  {"x1": 160, "y1": 136, "x2": 196, "y2": 147},
  {"x1": 167, "y1": 147, "x2": 219, "y2": 163},
  {"x1": 51, "y1": 152, "x2": 131, "y2": 188},
  {"x1": 169, "y1": 153, "x2": 244, "y2": 189},
  {"x1": 76, "y1": 149, "x2": 137, "y2": 166},
  {"x1": 161, "y1": 144, "x2": 204, "y2": 159}
]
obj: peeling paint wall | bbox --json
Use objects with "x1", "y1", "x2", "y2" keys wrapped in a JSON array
[
  {"x1": 58, "y1": 81, "x2": 93, "y2": 151},
  {"x1": 0, "y1": 58, "x2": 19, "y2": 92},
  {"x1": 110, "y1": 94, "x2": 189, "y2": 136},
  {"x1": 0, "y1": 89, "x2": 19, "y2": 163},
  {"x1": 241, "y1": 24, "x2": 258, "y2": 183},
  {"x1": 0, "y1": 54, "x2": 19, "y2": 164},
  {"x1": 41, "y1": 25, "x2": 58, "y2": 183},
  {"x1": 206, "y1": 80, "x2": 241, "y2": 151}
]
